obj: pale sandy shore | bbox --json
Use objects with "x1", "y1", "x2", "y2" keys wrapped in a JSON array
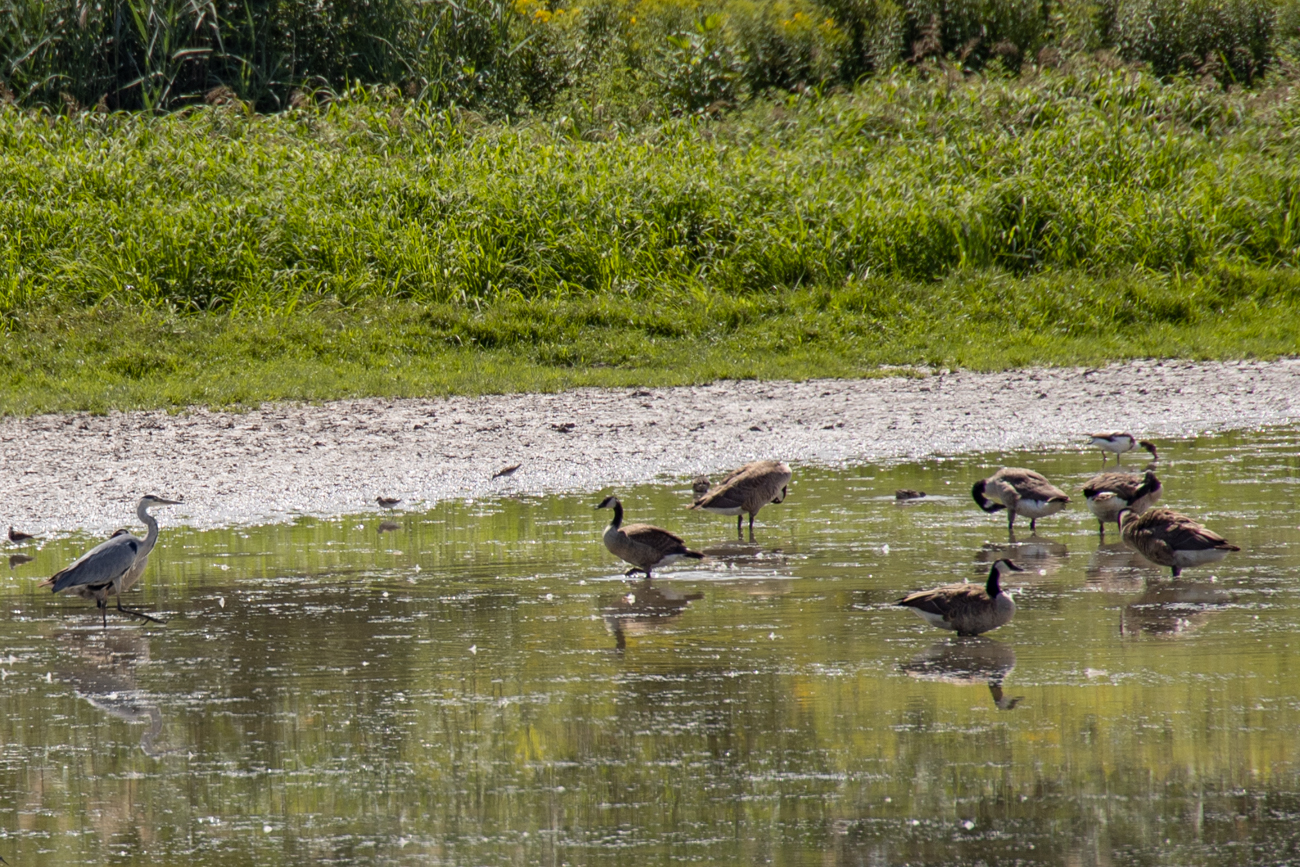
[{"x1": 3, "y1": 359, "x2": 1298, "y2": 534}]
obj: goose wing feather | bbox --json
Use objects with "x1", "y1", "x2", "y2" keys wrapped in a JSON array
[
  {"x1": 622, "y1": 523, "x2": 691, "y2": 554},
  {"x1": 997, "y1": 468, "x2": 1069, "y2": 502},
  {"x1": 1083, "y1": 472, "x2": 1144, "y2": 499},
  {"x1": 897, "y1": 584, "x2": 989, "y2": 619}
]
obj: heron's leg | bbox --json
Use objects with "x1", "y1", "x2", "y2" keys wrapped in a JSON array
[{"x1": 116, "y1": 598, "x2": 166, "y2": 625}]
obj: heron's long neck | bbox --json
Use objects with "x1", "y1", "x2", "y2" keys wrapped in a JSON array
[{"x1": 137, "y1": 503, "x2": 161, "y2": 558}]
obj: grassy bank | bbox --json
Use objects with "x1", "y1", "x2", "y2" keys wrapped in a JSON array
[{"x1": 3, "y1": 62, "x2": 1300, "y2": 414}]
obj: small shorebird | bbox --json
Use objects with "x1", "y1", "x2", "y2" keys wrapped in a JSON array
[
  {"x1": 376, "y1": 497, "x2": 401, "y2": 509},
  {"x1": 896, "y1": 559, "x2": 1024, "y2": 636},
  {"x1": 1087, "y1": 433, "x2": 1158, "y2": 466},
  {"x1": 597, "y1": 496, "x2": 703, "y2": 578},
  {"x1": 689, "y1": 460, "x2": 791, "y2": 537},
  {"x1": 7, "y1": 526, "x2": 34, "y2": 544},
  {"x1": 971, "y1": 468, "x2": 1069, "y2": 532},
  {"x1": 1119, "y1": 507, "x2": 1240, "y2": 578},
  {"x1": 1083, "y1": 470, "x2": 1162, "y2": 533},
  {"x1": 492, "y1": 464, "x2": 521, "y2": 479}
]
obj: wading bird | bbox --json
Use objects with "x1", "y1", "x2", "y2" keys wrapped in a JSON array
[
  {"x1": 972, "y1": 468, "x2": 1069, "y2": 532},
  {"x1": 41, "y1": 495, "x2": 181, "y2": 627},
  {"x1": 896, "y1": 559, "x2": 1024, "y2": 636},
  {"x1": 1083, "y1": 470, "x2": 1162, "y2": 534},
  {"x1": 597, "y1": 496, "x2": 703, "y2": 578},
  {"x1": 690, "y1": 460, "x2": 792, "y2": 538},
  {"x1": 7, "y1": 526, "x2": 34, "y2": 544},
  {"x1": 376, "y1": 497, "x2": 401, "y2": 509},
  {"x1": 1087, "y1": 433, "x2": 1158, "y2": 466},
  {"x1": 1119, "y1": 507, "x2": 1240, "y2": 578}
]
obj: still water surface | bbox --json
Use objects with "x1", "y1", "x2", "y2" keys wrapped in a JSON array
[{"x1": 3, "y1": 428, "x2": 1299, "y2": 865}]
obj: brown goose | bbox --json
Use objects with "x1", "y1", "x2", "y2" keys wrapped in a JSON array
[
  {"x1": 1087, "y1": 433, "x2": 1158, "y2": 466},
  {"x1": 1119, "y1": 507, "x2": 1240, "y2": 578},
  {"x1": 597, "y1": 496, "x2": 703, "y2": 578},
  {"x1": 7, "y1": 526, "x2": 34, "y2": 544},
  {"x1": 1083, "y1": 470, "x2": 1162, "y2": 533},
  {"x1": 971, "y1": 468, "x2": 1069, "y2": 532},
  {"x1": 897, "y1": 559, "x2": 1024, "y2": 637},
  {"x1": 690, "y1": 460, "x2": 792, "y2": 537}
]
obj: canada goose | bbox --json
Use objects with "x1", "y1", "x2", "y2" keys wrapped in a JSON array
[
  {"x1": 376, "y1": 497, "x2": 401, "y2": 509},
  {"x1": 1119, "y1": 507, "x2": 1240, "y2": 578},
  {"x1": 597, "y1": 496, "x2": 703, "y2": 578},
  {"x1": 895, "y1": 489, "x2": 926, "y2": 500},
  {"x1": 896, "y1": 559, "x2": 1024, "y2": 636},
  {"x1": 1087, "y1": 433, "x2": 1158, "y2": 466},
  {"x1": 1083, "y1": 470, "x2": 1162, "y2": 533},
  {"x1": 971, "y1": 468, "x2": 1069, "y2": 532},
  {"x1": 690, "y1": 460, "x2": 792, "y2": 537},
  {"x1": 7, "y1": 526, "x2": 34, "y2": 544}
]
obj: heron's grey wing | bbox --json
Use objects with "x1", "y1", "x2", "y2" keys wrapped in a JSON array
[{"x1": 49, "y1": 535, "x2": 140, "y2": 594}]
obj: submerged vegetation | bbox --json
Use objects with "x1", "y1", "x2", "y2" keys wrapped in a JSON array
[{"x1": 3, "y1": 0, "x2": 1300, "y2": 412}]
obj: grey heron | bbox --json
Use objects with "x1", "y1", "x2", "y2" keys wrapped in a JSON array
[{"x1": 41, "y1": 495, "x2": 181, "y2": 627}]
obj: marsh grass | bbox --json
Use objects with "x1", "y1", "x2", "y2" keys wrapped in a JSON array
[{"x1": 3, "y1": 62, "x2": 1300, "y2": 414}]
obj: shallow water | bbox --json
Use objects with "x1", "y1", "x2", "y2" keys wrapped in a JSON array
[{"x1": 3, "y1": 428, "x2": 1299, "y2": 866}]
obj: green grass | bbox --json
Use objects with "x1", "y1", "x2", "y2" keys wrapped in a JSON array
[
  {"x1": 3, "y1": 61, "x2": 1300, "y2": 415},
  {"x1": 4, "y1": 267, "x2": 1299, "y2": 415}
]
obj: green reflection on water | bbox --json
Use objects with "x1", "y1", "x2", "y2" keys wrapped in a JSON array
[{"x1": 3, "y1": 428, "x2": 1299, "y2": 865}]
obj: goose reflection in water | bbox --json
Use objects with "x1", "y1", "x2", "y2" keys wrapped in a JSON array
[
  {"x1": 977, "y1": 534, "x2": 1068, "y2": 578},
  {"x1": 900, "y1": 638, "x2": 1024, "y2": 710},
  {"x1": 601, "y1": 580, "x2": 704, "y2": 651},
  {"x1": 1084, "y1": 541, "x2": 1147, "y2": 591},
  {"x1": 55, "y1": 630, "x2": 172, "y2": 757},
  {"x1": 1120, "y1": 581, "x2": 1232, "y2": 638}
]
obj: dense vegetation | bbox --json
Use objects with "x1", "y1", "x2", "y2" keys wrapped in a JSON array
[
  {"x1": 3, "y1": 0, "x2": 1300, "y2": 413},
  {"x1": 2, "y1": 0, "x2": 1297, "y2": 112}
]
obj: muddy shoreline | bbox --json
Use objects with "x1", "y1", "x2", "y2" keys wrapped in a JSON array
[{"x1": 3, "y1": 359, "x2": 1298, "y2": 534}]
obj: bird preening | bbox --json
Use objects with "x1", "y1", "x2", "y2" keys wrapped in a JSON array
[
  {"x1": 689, "y1": 460, "x2": 792, "y2": 538},
  {"x1": 41, "y1": 495, "x2": 181, "y2": 628}
]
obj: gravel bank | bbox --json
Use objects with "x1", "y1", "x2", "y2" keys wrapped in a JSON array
[{"x1": 4, "y1": 359, "x2": 1298, "y2": 534}]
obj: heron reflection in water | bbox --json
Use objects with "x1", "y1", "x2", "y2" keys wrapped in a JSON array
[
  {"x1": 55, "y1": 629, "x2": 172, "y2": 757},
  {"x1": 600, "y1": 580, "x2": 704, "y2": 651},
  {"x1": 900, "y1": 638, "x2": 1024, "y2": 710}
]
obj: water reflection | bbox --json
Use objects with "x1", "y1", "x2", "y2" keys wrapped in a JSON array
[
  {"x1": 1120, "y1": 581, "x2": 1233, "y2": 638},
  {"x1": 54, "y1": 630, "x2": 170, "y2": 757},
  {"x1": 600, "y1": 580, "x2": 704, "y2": 651},
  {"x1": 8, "y1": 553, "x2": 33, "y2": 569},
  {"x1": 900, "y1": 639, "x2": 1023, "y2": 710},
  {"x1": 977, "y1": 534, "x2": 1069, "y2": 576},
  {"x1": 1083, "y1": 541, "x2": 1146, "y2": 589}
]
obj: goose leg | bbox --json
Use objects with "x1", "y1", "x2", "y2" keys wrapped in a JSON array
[
  {"x1": 1030, "y1": 518, "x2": 1037, "y2": 532},
  {"x1": 748, "y1": 514, "x2": 755, "y2": 541},
  {"x1": 736, "y1": 515, "x2": 742, "y2": 538},
  {"x1": 1007, "y1": 511, "x2": 1015, "y2": 532},
  {"x1": 1171, "y1": 566, "x2": 1181, "y2": 578},
  {"x1": 99, "y1": 599, "x2": 108, "y2": 629}
]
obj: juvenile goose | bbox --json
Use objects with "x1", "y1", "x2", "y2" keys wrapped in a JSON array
[
  {"x1": 971, "y1": 468, "x2": 1069, "y2": 532},
  {"x1": 1119, "y1": 507, "x2": 1240, "y2": 578},
  {"x1": 897, "y1": 559, "x2": 1024, "y2": 636},
  {"x1": 690, "y1": 460, "x2": 792, "y2": 537},
  {"x1": 1083, "y1": 470, "x2": 1162, "y2": 533},
  {"x1": 597, "y1": 496, "x2": 703, "y2": 578},
  {"x1": 1087, "y1": 433, "x2": 1158, "y2": 466}
]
